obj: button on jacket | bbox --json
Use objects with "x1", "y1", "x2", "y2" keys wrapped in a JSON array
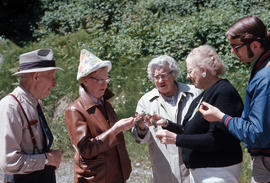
[{"x1": 65, "y1": 86, "x2": 131, "y2": 183}]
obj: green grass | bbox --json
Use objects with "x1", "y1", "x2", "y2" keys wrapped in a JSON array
[
  {"x1": 124, "y1": 131, "x2": 151, "y2": 166},
  {"x1": 50, "y1": 115, "x2": 74, "y2": 159},
  {"x1": 239, "y1": 147, "x2": 252, "y2": 183}
]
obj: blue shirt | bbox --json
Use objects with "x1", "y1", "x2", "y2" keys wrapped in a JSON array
[{"x1": 223, "y1": 49, "x2": 270, "y2": 155}]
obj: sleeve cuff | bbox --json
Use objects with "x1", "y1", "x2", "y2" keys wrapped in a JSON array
[
  {"x1": 222, "y1": 114, "x2": 232, "y2": 127},
  {"x1": 162, "y1": 119, "x2": 171, "y2": 129},
  {"x1": 175, "y1": 134, "x2": 182, "y2": 147}
]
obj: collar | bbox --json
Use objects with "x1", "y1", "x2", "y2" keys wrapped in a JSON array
[
  {"x1": 17, "y1": 85, "x2": 39, "y2": 107},
  {"x1": 89, "y1": 95, "x2": 104, "y2": 105},
  {"x1": 254, "y1": 49, "x2": 270, "y2": 69},
  {"x1": 249, "y1": 49, "x2": 270, "y2": 82},
  {"x1": 148, "y1": 82, "x2": 193, "y2": 102}
]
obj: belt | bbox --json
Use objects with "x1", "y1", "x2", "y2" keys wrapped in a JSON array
[{"x1": 249, "y1": 149, "x2": 270, "y2": 153}]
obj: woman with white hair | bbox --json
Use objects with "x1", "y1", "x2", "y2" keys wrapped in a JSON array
[
  {"x1": 132, "y1": 55, "x2": 201, "y2": 183},
  {"x1": 65, "y1": 49, "x2": 136, "y2": 183},
  {"x1": 154, "y1": 45, "x2": 243, "y2": 183}
]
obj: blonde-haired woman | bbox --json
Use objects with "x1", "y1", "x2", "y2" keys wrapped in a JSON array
[{"x1": 155, "y1": 45, "x2": 243, "y2": 183}]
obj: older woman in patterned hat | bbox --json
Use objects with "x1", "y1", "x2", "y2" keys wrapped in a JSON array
[{"x1": 65, "y1": 49, "x2": 136, "y2": 183}]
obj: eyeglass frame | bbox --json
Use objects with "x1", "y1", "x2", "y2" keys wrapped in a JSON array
[
  {"x1": 230, "y1": 42, "x2": 249, "y2": 52},
  {"x1": 153, "y1": 71, "x2": 173, "y2": 81},
  {"x1": 89, "y1": 76, "x2": 111, "y2": 84}
]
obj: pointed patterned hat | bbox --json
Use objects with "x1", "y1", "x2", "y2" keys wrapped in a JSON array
[{"x1": 77, "y1": 49, "x2": 112, "y2": 80}]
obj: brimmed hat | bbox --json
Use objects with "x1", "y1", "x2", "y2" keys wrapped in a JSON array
[
  {"x1": 77, "y1": 49, "x2": 112, "y2": 80},
  {"x1": 13, "y1": 49, "x2": 63, "y2": 76}
]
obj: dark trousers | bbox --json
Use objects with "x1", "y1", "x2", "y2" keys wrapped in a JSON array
[{"x1": 4, "y1": 165, "x2": 56, "y2": 183}]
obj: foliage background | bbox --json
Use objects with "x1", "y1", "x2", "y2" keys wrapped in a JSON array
[{"x1": 1, "y1": 0, "x2": 270, "y2": 182}]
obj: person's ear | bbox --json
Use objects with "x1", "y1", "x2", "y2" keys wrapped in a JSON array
[
  {"x1": 32, "y1": 72, "x2": 39, "y2": 81},
  {"x1": 199, "y1": 67, "x2": 207, "y2": 77},
  {"x1": 250, "y1": 41, "x2": 262, "y2": 50}
]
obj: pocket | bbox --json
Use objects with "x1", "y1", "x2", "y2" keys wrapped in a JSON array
[
  {"x1": 79, "y1": 157, "x2": 105, "y2": 180},
  {"x1": 262, "y1": 156, "x2": 270, "y2": 172}
]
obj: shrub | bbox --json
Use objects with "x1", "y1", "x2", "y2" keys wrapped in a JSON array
[{"x1": 1, "y1": 1, "x2": 270, "y2": 182}]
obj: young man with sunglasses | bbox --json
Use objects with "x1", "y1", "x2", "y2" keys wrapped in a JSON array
[{"x1": 199, "y1": 16, "x2": 270, "y2": 182}]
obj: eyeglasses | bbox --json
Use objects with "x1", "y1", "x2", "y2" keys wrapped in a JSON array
[
  {"x1": 89, "y1": 76, "x2": 111, "y2": 84},
  {"x1": 153, "y1": 71, "x2": 172, "y2": 81},
  {"x1": 231, "y1": 43, "x2": 248, "y2": 52}
]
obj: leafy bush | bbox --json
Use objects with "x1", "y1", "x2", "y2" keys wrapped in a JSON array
[
  {"x1": 34, "y1": 0, "x2": 135, "y2": 37},
  {"x1": 1, "y1": 1, "x2": 270, "y2": 182}
]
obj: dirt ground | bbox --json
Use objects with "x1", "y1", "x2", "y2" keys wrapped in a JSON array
[{"x1": 0, "y1": 159, "x2": 152, "y2": 183}]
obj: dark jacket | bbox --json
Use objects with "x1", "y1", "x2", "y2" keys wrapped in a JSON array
[
  {"x1": 166, "y1": 79, "x2": 243, "y2": 169},
  {"x1": 65, "y1": 86, "x2": 131, "y2": 183}
]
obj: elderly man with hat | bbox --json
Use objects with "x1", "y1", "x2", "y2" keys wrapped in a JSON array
[
  {"x1": 65, "y1": 49, "x2": 136, "y2": 183},
  {"x1": 0, "y1": 49, "x2": 63, "y2": 183}
]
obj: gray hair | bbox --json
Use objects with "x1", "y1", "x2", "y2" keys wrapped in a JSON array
[
  {"x1": 186, "y1": 45, "x2": 225, "y2": 76},
  {"x1": 147, "y1": 55, "x2": 180, "y2": 81},
  {"x1": 19, "y1": 73, "x2": 34, "y2": 86}
]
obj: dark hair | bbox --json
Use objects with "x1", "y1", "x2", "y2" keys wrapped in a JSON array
[{"x1": 226, "y1": 16, "x2": 270, "y2": 48}]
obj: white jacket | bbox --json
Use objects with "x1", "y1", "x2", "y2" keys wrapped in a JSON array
[{"x1": 132, "y1": 82, "x2": 201, "y2": 183}]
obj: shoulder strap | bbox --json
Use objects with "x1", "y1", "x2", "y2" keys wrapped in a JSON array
[{"x1": 9, "y1": 94, "x2": 40, "y2": 153}]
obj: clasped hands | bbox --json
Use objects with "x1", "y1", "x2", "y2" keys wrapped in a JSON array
[
  {"x1": 135, "y1": 113, "x2": 177, "y2": 145},
  {"x1": 113, "y1": 113, "x2": 177, "y2": 145}
]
